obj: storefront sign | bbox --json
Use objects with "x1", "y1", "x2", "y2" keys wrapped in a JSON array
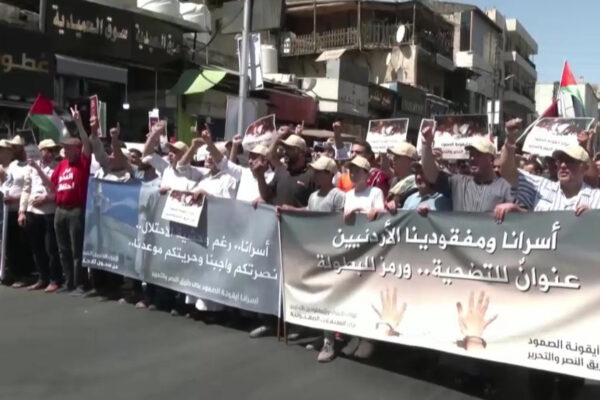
[
  {"x1": 47, "y1": 0, "x2": 132, "y2": 59},
  {"x1": 132, "y1": 13, "x2": 183, "y2": 65},
  {"x1": 368, "y1": 85, "x2": 396, "y2": 112},
  {"x1": 0, "y1": 25, "x2": 53, "y2": 98},
  {"x1": 46, "y1": 0, "x2": 183, "y2": 65}
]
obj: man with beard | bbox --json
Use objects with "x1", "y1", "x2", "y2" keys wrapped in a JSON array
[{"x1": 251, "y1": 132, "x2": 315, "y2": 338}]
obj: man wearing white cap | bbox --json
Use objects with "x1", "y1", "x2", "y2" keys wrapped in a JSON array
[
  {"x1": 421, "y1": 127, "x2": 514, "y2": 212},
  {"x1": 257, "y1": 133, "x2": 316, "y2": 208},
  {"x1": 2, "y1": 135, "x2": 34, "y2": 287},
  {"x1": 250, "y1": 132, "x2": 316, "y2": 339},
  {"x1": 278, "y1": 155, "x2": 345, "y2": 362},
  {"x1": 385, "y1": 142, "x2": 419, "y2": 212},
  {"x1": 18, "y1": 139, "x2": 62, "y2": 292},
  {"x1": 142, "y1": 121, "x2": 198, "y2": 192},
  {"x1": 497, "y1": 120, "x2": 600, "y2": 218},
  {"x1": 497, "y1": 122, "x2": 592, "y2": 399},
  {"x1": 0, "y1": 139, "x2": 13, "y2": 183},
  {"x1": 197, "y1": 128, "x2": 274, "y2": 203}
]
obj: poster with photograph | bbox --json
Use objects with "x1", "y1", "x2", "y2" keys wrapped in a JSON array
[
  {"x1": 161, "y1": 190, "x2": 204, "y2": 228},
  {"x1": 430, "y1": 115, "x2": 491, "y2": 159},
  {"x1": 416, "y1": 118, "x2": 436, "y2": 155},
  {"x1": 242, "y1": 114, "x2": 276, "y2": 151},
  {"x1": 148, "y1": 109, "x2": 160, "y2": 132},
  {"x1": 366, "y1": 118, "x2": 409, "y2": 153},
  {"x1": 523, "y1": 117, "x2": 595, "y2": 158}
]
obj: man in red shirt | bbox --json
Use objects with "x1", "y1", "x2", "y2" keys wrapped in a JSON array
[{"x1": 51, "y1": 106, "x2": 92, "y2": 295}]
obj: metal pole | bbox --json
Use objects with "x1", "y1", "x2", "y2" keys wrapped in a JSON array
[
  {"x1": 39, "y1": 0, "x2": 47, "y2": 32},
  {"x1": 237, "y1": 0, "x2": 252, "y2": 135}
]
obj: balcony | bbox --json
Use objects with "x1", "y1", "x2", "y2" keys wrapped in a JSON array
[
  {"x1": 280, "y1": 22, "x2": 452, "y2": 58},
  {"x1": 504, "y1": 80, "x2": 535, "y2": 112},
  {"x1": 504, "y1": 89, "x2": 535, "y2": 112},
  {"x1": 0, "y1": 2, "x2": 39, "y2": 31},
  {"x1": 506, "y1": 18, "x2": 538, "y2": 56},
  {"x1": 504, "y1": 51, "x2": 537, "y2": 79}
]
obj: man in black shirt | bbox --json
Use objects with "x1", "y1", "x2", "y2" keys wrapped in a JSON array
[{"x1": 255, "y1": 134, "x2": 316, "y2": 207}]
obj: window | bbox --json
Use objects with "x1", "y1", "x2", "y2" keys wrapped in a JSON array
[{"x1": 460, "y1": 12, "x2": 471, "y2": 51}]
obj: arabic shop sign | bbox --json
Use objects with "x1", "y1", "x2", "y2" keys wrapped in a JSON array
[
  {"x1": 0, "y1": 25, "x2": 53, "y2": 98},
  {"x1": 368, "y1": 85, "x2": 396, "y2": 112},
  {"x1": 47, "y1": 0, "x2": 183, "y2": 65},
  {"x1": 132, "y1": 13, "x2": 183, "y2": 65}
]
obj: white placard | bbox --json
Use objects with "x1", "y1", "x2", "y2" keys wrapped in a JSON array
[
  {"x1": 366, "y1": 118, "x2": 409, "y2": 154},
  {"x1": 161, "y1": 190, "x2": 204, "y2": 228},
  {"x1": 522, "y1": 117, "x2": 595, "y2": 158}
]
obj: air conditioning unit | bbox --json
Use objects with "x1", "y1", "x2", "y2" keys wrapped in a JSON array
[{"x1": 137, "y1": 0, "x2": 181, "y2": 18}]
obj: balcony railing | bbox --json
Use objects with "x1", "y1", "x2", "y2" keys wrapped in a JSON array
[{"x1": 280, "y1": 22, "x2": 452, "y2": 58}]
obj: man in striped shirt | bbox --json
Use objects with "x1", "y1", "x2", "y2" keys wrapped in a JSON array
[
  {"x1": 421, "y1": 126, "x2": 514, "y2": 212},
  {"x1": 496, "y1": 120, "x2": 600, "y2": 218},
  {"x1": 496, "y1": 119, "x2": 593, "y2": 399}
]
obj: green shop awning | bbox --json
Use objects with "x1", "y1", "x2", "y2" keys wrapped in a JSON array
[{"x1": 170, "y1": 69, "x2": 227, "y2": 95}]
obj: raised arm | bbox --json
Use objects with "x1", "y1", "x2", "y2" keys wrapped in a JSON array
[
  {"x1": 89, "y1": 119, "x2": 110, "y2": 173},
  {"x1": 266, "y1": 126, "x2": 290, "y2": 170},
  {"x1": 199, "y1": 124, "x2": 223, "y2": 165},
  {"x1": 229, "y1": 134, "x2": 242, "y2": 162},
  {"x1": 579, "y1": 127, "x2": 598, "y2": 187},
  {"x1": 420, "y1": 125, "x2": 439, "y2": 183},
  {"x1": 332, "y1": 121, "x2": 349, "y2": 160},
  {"x1": 253, "y1": 160, "x2": 274, "y2": 203},
  {"x1": 69, "y1": 105, "x2": 92, "y2": 157},
  {"x1": 142, "y1": 121, "x2": 163, "y2": 158},
  {"x1": 29, "y1": 160, "x2": 55, "y2": 193},
  {"x1": 499, "y1": 118, "x2": 522, "y2": 187},
  {"x1": 110, "y1": 124, "x2": 132, "y2": 172}
]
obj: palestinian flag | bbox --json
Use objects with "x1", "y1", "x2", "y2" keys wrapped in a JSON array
[
  {"x1": 26, "y1": 94, "x2": 67, "y2": 141},
  {"x1": 538, "y1": 61, "x2": 585, "y2": 118},
  {"x1": 557, "y1": 61, "x2": 586, "y2": 117}
]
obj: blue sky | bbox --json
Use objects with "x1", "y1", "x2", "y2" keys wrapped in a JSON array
[{"x1": 468, "y1": 0, "x2": 600, "y2": 84}]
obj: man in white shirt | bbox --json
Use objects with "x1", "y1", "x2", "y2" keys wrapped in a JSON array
[
  {"x1": 176, "y1": 132, "x2": 237, "y2": 314},
  {"x1": 142, "y1": 121, "x2": 198, "y2": 192},
  {"x1": 18, "y1": 139, "x2": 61, "y2": 292},
  {"x1": 3, "y1": 135, "x2": 34, "y2": 287},
  {"x1": 343, "y1": 155, "x2": 386, "y2": 222},
  {"x1": 196, "y1": 128, "x2": 273, "y2": 202}
]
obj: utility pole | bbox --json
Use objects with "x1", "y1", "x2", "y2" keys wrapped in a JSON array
[{"x1": 237, "y1": 0, "x2": 252, "y2": 135}]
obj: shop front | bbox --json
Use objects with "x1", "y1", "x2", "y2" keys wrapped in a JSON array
[{"x1": 0, "y1": 23, "x2": 53, "y2": 137}]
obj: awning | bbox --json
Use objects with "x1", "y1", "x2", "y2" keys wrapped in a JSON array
[
  {"x1": 170, "y1": 69, "x2": 227, "y2": 95},
  {"x1": 316, "y1": 48, "x2": 346, "y2": 62},
  {"x1": 56, "y1": 55, "x2": 128, "y2": 84}
]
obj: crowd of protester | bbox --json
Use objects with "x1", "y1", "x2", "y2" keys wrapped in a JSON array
[{"x1": 1, "y1": 108, "x2": 598, "y2": 399}]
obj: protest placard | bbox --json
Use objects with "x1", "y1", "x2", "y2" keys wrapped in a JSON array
[
  {"x1": 161, "y1": 190, "x2": 204, "y2": 228},
  {"x1": 523, "y1": 117, "x2": 595, "y2": 157},
  {"x1": 366, "y1": 118, "x2": 409, "y2": 153},
  {"x1": 427, "y1": 115, "x2": 491, "y2": 159},
  {"x1": 242, "y1": 114, "x2": 276, "y2": 151}
]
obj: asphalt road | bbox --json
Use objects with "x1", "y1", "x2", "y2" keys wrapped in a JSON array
[{"x1": 0, "y1": 287, "x2": 598, "y2": 400}]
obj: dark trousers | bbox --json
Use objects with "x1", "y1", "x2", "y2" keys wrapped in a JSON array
[
  {"x1": 54, "y1": 207, "x2": 88, "y2": 290},
  {"x1": 26, "y1": 212, "x2": 61, "y2": 285},
  {"x1": 5, "y1": 210, "x2": 33, "y2": 282}
]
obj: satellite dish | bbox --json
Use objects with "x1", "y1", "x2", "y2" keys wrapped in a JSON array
[
  {"x1": 385, "y1": 52, "x2": 392, "y2": 66},
  {"x1": 395, "y1": 25, "x2": 406, "y2": 44}
]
